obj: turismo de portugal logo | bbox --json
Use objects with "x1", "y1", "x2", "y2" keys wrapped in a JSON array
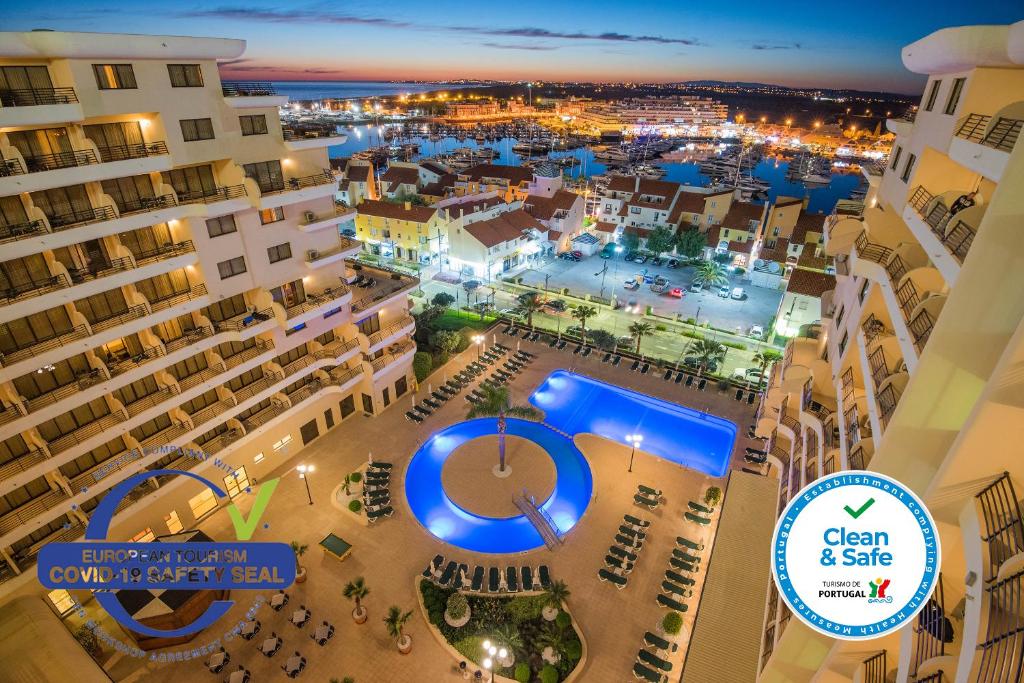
[{"x1": 771, "y1": 471, "x2": 940, "y2": 640}]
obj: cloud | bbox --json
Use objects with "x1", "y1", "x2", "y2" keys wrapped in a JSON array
[
  {"x1": 480, "y1": 42, "x2": 560, "y2": 51},
  {"x1": 219, "y1": 63, "x2": 351, "y2": 77},
  {"x1": 475, "y1": 26, "x2": 703, "y2": 45},
  {"x1": 178, "y1": 7, "x2": 411, "y2": 28},
  {"x1": 751, "y1": 42, "x2": 803, "y2": 50}
]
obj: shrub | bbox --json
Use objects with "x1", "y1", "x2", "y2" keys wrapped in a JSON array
[
  {"x1": 74, "y1": 625, "x2": 101, "y2": 659},
  {"x1": 506, "y1": 595, "x2": 545, "y2": 623},
  {"x1": 555, "y1": 611, "x2": 571, "y2": 629},
  {"x1": 431, "y1": 292, "x2": 455, "y2": 307},
  {"x1": 564, "y1": 638, "x2": 582, "y2": 660},
  {"x1": 722, "y1": 341, "x2": 747, "y2": 350},
  {"x1": 705, "y1": 486, "x2": 722, "y2": 507},
  {"x1": 662, "y1": 611, "x2": 683, "y2": 635},
  {"x1": 733, "y1": 266, "x2": 746, "y2": 275},
  {"x1": 540, "y1": 664, "x2": 559, "y2": 683},
  {"x1": 446, "y1": 593, "x2": 468, "y2": 620},
  {"x1": 514, "y1": 663, "x2": 531, "y2": 683},
  {"x1": 682, "y1": 330, "x2": 703, "y2": 340},
  {"x1": 348, "y1": 500, "x2": 362, "y2": 513},
  {"x1": 349, "y1": 471, "x2": 362, "y2": 483},
  {"x1": 655, "y1": 324, "x2": 667, "y2": 332},
  {"x1": 683, "y1": 317, "x2": 696, "y2": 325},
  {"x1": 413, "y1": 352, "x2": 433, "y2": 381}
]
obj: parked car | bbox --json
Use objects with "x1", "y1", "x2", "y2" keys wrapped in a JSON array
[
  {"x1": 633, "y1": 254, "x2": 648, "y2": 264},
  {"x1": 731, "y1": 287, "x2": 745, "y2": 300},
  {"x1": 733, "y1": 367, "x2": 763, "y2": 381},
  {"x1": 651, "y1": 256, "x2": 665, "y2": 266},
  {"x1": 600, "y1": 244, "x2": 617, "y2": 259},
  {"x1": 623, "y1": 279, "x2": 640, "y2": 290},
  {"x1": 666, "y1": 258, "x2": 680, "y2": 269},
  {"x1": 618, "y1": 335, "x2": 635, "y2": 347},
  {"x1": 689, "y1": 281, "x2": 704, "y2": 293},
  {"x1": 683, "y1": 356, "x2": 719, "y2": 373},
  {"x1": 340, "y1": 227, "x2": 356, "y2": 237},
  {"x1": 566, "y1": 325, "x2": 585, "y2": 337},
  {"x1": 499, "y1": 308, "x2": 524, "y2": 321},
  {"x1": 470, "y1": 301, "x2": 494, "y2": 313},
  {"x1": 624, "y1": 299, "x2": 641, "y2": 314},
  {"x1": 463, "y1": 279, "x2": 481, "y2": 292},
  {"x1": 651, "y1": 276, "x2": 670, "y2": 293},
  {"x1": 544, "y1": 299, "x2": 567, "y2": 312},
  {"x1": 668, "y1": 287, "x2": 684, "y2": 298},
  {"x1": 744, "y1": 452, "x2": 768, "y2": 465},
  {"x1": 558, "y1": 251, "x2": 581, "y2": 261},
  {"x1": 717, "y1": 285, "x2": 730, "y2": 298},
  {"x1": 748, "y1": 324, "x2": 765, "y2": 338},
  {"x1": 623, "y1": 251, "x2": 637, "y2": 262}
]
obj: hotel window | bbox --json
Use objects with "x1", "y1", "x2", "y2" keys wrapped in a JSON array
[
  {"x1": 267, "y1": 242, "x2": 292, "y2": 263},
  {"x1": 167, "y1": 64, "x2": 203, "y2": 87},
  {"x1": 900, "y1": 154, "x2": 916, "y2": 183},
  {"x1": 944, "y1": 78, "x2": 966, "y2": 115},
  {"x1": 240, "y1": 114, "x2": 269, "y2": 136},
  {"x1": 272, "y1": 434, "x2": 293, "y2": 452},
  {"x1": 324, "y1": 409, "x2": 335, "y2": 429},
  {"x1": 48, "y1": 589, "x2": 76, "y2": 616},
  {"x1": 131, "y1": 527, "x2": 155, "y2": 543},
  {"x1": 838, "y1": 331, "x2": 848, "y2": 355},
  {"x1": 164, "y1": 510, "x2": 183, "y2": 534},
  {"x1": 188, "y1": 488, "x2": 217, "y2": 518},
  {"x1": 254, "y1": 451, "x2": 265, "y2": 464},
  {"x1": 260, "y1": 206, "x2": 285, "y2": 224},
  {"x1": 217, "y1": 256, "x2": 247, "y2": 279},
  {"x1": 180, "y1": 118, "x2": 214, "y2": 142},
  {"x1": 923, "y1": 79, "x2": 941, "y2": 111},
  {"x1": 889, "y1": 146, "x2": 902, "y2": 171},
  {"x1": 243, "y1": 160, "x2": 285, "y2": 193},
  {"x1": 223, "y1": 467, "x2": 250, "y2": 499},
  {"x1": 340, "y1": 395, "x2": 355, "y2": 418},
  {"x1": 93, "y1": 64, "x2": 137, "y2": 89},
  {"x1": 206, "y1": 214, "x2": 237, "y2": 238},
  {"x1": 858, "y1": 279, "x2": 870, "y2": 303}
]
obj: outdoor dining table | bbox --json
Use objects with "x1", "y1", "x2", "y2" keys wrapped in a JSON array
[
  {"x1": 240, "y1": 620, "x2": 259, "y2": 638},
  {"x1": 227, "y1": 670, "x2": 249, "y2": 683},
  {"x1": 207, "y1": 651, "x2": 227, "y2": 670},
  {"x1": 261, "y1": 637, "x2": 280, "y2": 656},
  {"x1": 313, "y1": 623, "x2": 331, "y2": 641},
  {"x1": 270, "y1": 592, "x2": 287, "y2": 608},
  {"x1": 285, "y1": 655, "x2": 303, "y2": 675},
  {"x1": 291, "y1": 608, "x2": 309, "y2": 626}
]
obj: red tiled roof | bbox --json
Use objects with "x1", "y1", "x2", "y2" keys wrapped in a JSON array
[
  {"x1": 524, "y1": 190, "x2": 580, "y2": 221},
  {"x1": 728, "y1": 240, "x2": 754, "y2": 254},
  {"x1": 356, "y1": 199, "x2": 436, "y2": 222},
  {"x1": 671, "y1": 190, "x2": 709, "y2": 216},
  {"x1": 705, "y1": 225, "x2": 722, "y2": 245},
  {"x1": 605, "y1": 175, "x2": 681, "y2": 199},
  {"x1": 463, "y1": 209, "x2": 544, "y2": 247},
  {"x1": 594, "y1": 221, "x2": 618, "y2": 233},
  {"x1": 786, "y1": 269, "x2": 836, "y2": 298},
  {"x1": 790, "y1": 212, "x2": 826, "y2": 243},
  {"x1": 757, "y1": 238, "x2": 790, "y2": 262},
  {"x1": 420, "y1": 173, "x2": 458, "y2": 197},
  {"x1": 721, "y1": 202, "x2": 764, "y2": 231},
  {"x1": 797, "y1": 250, "x2": 830, "y2": 271},
  {"x1": 419, "y1": 160, "x2": 450, "y2": 177},
  {"x1": 773, "y1": 196, "x2": 804, "y2": 208},
  {"x1": 380, "y1": 166, "x2": 420, "y2": 186},
  {"x1": 461, "y1": 164, "x2": 534, "y2": 186},
  {"x1": 443, "y1": 196, "x2": 505, "y2": 218},
  {"x1": 344, "y1": 161, "x2": 374, "y2": 182}
]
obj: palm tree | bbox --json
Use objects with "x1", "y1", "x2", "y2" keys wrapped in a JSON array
[
  {"x1": 466, "y1": 383, "x2": 542, "y2": 472},
  {"x1": 544, "y1": 580, "x2": 571, "y2": 611},
  {"x1": 537, "y1": 622, "x2": 568, "y2": 660},
  {"x1": 570, "y1": 305, "x2": 598, "y2": 343},
  {"x1": 290, "y1": 541, "x2": 308, "y2": 573},
  {"x1": 517, "y1": 292, "x2": 545, "y2": 329},
  {"x1": 383, "y1": 605, "x2": 413, "y2": 652},
  {"x1": 492, "y1": 623, "x2": 525, "y2": 661},
  {"x1": 691, "y1": 339, "x2": 726, "y2": 373},
  {"x1": 752, "y1": 349, "x2": 783, "y2": 387},
  {"x1": 628, "y1": 321, "x2": 654, "y2": 355},
  {"x1": 695, "y1": 260, "x2": 728, "y2": 287},
  {"x1": 343, "y1": 576, "x2": 369, "y2": 622}
]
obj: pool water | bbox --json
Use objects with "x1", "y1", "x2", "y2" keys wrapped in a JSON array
[{"x1": 404, "y1": 370, "x2": 736, "y2": 553}]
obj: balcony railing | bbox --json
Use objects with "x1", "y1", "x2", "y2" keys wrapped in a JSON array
[
  {"x1": 975, "y1": 472, "x2": 1024, "y2": 584},
  {"x1": 909, "y1": 309, "x2": 935, "y2": 352},
  {"x1": 285, "y1": 377, "x2": 323, "y2": 406},
  {"x1": 47, "y1": 205, "x2": 117, "y2": 231},
  {"x1": 910, "y1": 573, "x2": 948, "y2": 679},
  {"x1": 95, "y1": 141, "x2": 169, "y2": 162},
  {"x1": 0, "y1": 324, "x2": 90, "y2": 367},
  {"x1": 2, "y1": 273, "x2": 68, "y2": 304},
  {"x1": 176, "y1": 184, "x2": 247, "y2": 205},
  {"x1": 132, "y1": 240, "x2": 195, "y2": 266},
  {"x1": 868, "y1": 346, "x2": 889, "y2": 388},
  {"x1": 148, "y1": 283, "x2": 208, "y2": 313},
  {"x1": 87, "y1": 303, "x2": 149, "y2": 334},
  {"x1": 189, "y1": 397, "x2": 236, "y2": 428},
  {"x1": 123, "y1": 385, "x2": 179, "y2": 418},
  {"x1": 212, "y1": 308, "x2": 274, "y2": 333},
  {"x1": 177, "y1": 363, "x2": 225, "y2": 394},
  {"x1": 895, "y1": 280, "x2": 921, "y2": 321},
  {"x1": 862, "y1": 651, "x2": 887, "y2": 683},
  {"x1": 0, "y1": 87, "x2": 78, "y2": 106},
  {"x1": 284, "y1": 285, "x2": 348, "y2": 319},
  {"x1": 0, "y1": 219, "x2": 47, "y2": 243},
  {"x1": 978, "y1": 570, "x2": 1024, "y2": 683},
  {"x1": 46, "y1": 409, "x2": 127, "y2": 456},
  {"x1": 222, "y1": 81, "x2": 276, "y2": 97},
  {"x1": 107, "y1": 344, "x2": 165, "y2": 378},
  {"x1": 329, "y1": 365, "x2": 363, "y2": 387},
  {"x1": 66, "y1": 256, "x2": 134, "y2": 284},
  {"x1": 115, "y1": 193, "x2": 177, "y2": 216},
  {"x1": 876, "y1": 384, "x2": 900, "y2": 429},
  {"x1": 0, "y1": 157, "x2": 25, "y2": 176},
  {"x1": 258, "y1": 170, "x2": 335, "y2": 196},
  {"x1": 222, "y1": 339, "x2": 273, "y2": 369},
  {"x1": 862, "y1": 314, "x2": 887, "y2": 345},
  {"x1": 854, "y1": 231, "x2": 893, "y2": 264},
  {"x1": 232, "y1": 370, "x2": 284, "y2": 404},
  {"x1": 314, "y1": 337, "x2": 359, "y2": 360},
  {"x1": 908, "y1": 186, "x2": 977, "y2": 264},
  {"x1": 305, "y1": 238, "x2": 361, "y2": 265},
  {"x1": 956, "y1": 113, "x2": 1022, "y2": 153},
  {"x1": 162, "y1": 325, "x2": 212, "y2": 355},
  {"x1": 241, "y1": 398, "x2": 289, "y2": 431},
  {"x1": 366, "y1": 316, "x2": 415, "y2": 348},
  {"x1": 351, "y1": 277, "x2": 419, "y2": 313},
  {"x1": 0, "y1": 448, "x2": 48, "y2": 485},
  {"x1": 201, "y1": 428, "x2": 242, "y2": 456},
  {"x1": 283, "y1": 126, "x2": 340, "y2": 141},
  {"x1": 23, "y1": 149, "x2": 98, "y2": 172},
  {"x1": 0, "y1": 488, "x2": 68, "y2": 536}
]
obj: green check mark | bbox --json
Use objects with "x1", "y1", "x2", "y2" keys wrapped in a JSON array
[{"x1": 844, "y1": 497, "x2": 875, "y2": 519}]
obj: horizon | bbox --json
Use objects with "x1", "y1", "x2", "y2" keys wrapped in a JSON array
[{"x1": 4, "y1": 2, "x2": 1023, "y2": 96}]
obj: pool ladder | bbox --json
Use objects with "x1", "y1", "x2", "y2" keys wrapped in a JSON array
[{"x1": 514, "y1": 491, "x2": 563, "y2": 550}]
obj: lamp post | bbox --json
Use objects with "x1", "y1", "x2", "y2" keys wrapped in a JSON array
[
  {"x1": 296, "y1": 464, "x2": 314, "y2": 505},
  {"x1": 472, "y1": 334, "x2": 484, "y2": 359},
  {"x1": 481, "y1": 640, "x2": 500, "y2": 683},
  {"x1": 626, "y1": 434, "x2": 643, "y2": 472}
]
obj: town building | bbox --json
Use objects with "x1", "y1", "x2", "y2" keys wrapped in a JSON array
[
  {"x1": 353, "y1": 199, "x2": 442, "y2": 264},
  {"x1": 377, "y1": 162, "x2": 420, "y2": 199},
  {"x1": 331, "y1": 157, "x2": 376, "y2": 207},
  {"x1": 444, "y1": 202, "x2": 548, "y2": 280},
  {"x1": 0, "y1": 31, "x2": 419, "y2": 608},
  {"x1": 575, "y1": 96, "x2": 728, "y2": 135},
  {"x1": 453, "y1": 163, "x2": 553, "y2": 203},
  {"x1": 756, "y1": 21, "x2": 1024, "y2": 683}
]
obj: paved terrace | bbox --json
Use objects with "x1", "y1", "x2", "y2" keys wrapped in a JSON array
[{"x1": 104, "y1": 328, "x2": 769, "y2": 683}]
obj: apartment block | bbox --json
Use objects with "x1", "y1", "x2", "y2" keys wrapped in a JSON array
[
  {"x1": 0, "y1": 31, "x2": 419, "y2": 605},
  {"x1": 756, "y1": 21, "x2": 1024, "y2": 683}
]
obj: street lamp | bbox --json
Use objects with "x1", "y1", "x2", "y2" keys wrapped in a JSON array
[
  {"x1": 481, "y1": 640, "x2": 499, "y2": 683},
  {"x1": 472, "y1": 334, "x2": 484, "y2": 359},
  {"x1": 626, "y1": 434, "x2": 643, "y2": 472},
  {"x1": 296, "y1": 464, "x2": 314, "y2": 505}
]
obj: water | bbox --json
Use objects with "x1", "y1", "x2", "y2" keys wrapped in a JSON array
[
  {"x1": 329, "y1": 124, "x2": 862, "y2": 213},
  {"x1": 403, "y1": 370, "x2": 735, "y2": 554},
  {"x1": 271, "y1": 81, "x2": 457, "y2": 101}
]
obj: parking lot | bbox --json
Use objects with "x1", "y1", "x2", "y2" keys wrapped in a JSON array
[{"x1": 517, "y1": 253, "x2": 784, "y2": 334}]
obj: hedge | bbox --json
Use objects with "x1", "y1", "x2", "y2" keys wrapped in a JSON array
[{"x1": 413, "y1": 352, "x2": 433, "y2": 382}]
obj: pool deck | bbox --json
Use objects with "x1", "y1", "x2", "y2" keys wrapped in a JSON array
[{"x1": 125, "y1": 327, "x2": 769, "y2": 683}]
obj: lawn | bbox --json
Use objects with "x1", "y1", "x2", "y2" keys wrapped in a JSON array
[{"x1": 431, "y1": 309, "x2": 497, "y2": 332}]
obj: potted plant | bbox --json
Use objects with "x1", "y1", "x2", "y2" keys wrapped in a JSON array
[
  {"x1": 74, "y1": 625, "x2": 102, "y2": 661},
  {"x1": 541, "y1": 580, "x2": 570, "y2": 621},
  {"x1": 443, "y1": 592, "x2": 470, "y2": 627},
  {"x1": 661, "y1": 611, "x2": 683, "y2": 638},
  {"x1": 704, "y1": 486, "x2": 722, "y2": 509},
  {"x1": 291, "y1": 541, "x2": 308, "y2": 583},
  {"x1": 343, "y1": 576, "x2": 369, "y2": 624},
  {"x1": 384, "y1": 605, "x2": 414, "y2": 654}
]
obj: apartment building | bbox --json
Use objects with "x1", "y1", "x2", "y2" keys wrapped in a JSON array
[
  {"x1": 0, "y1": 31, "x2": 419, "y2": 607},
  {"x1": 575, "y1": 96, "x2": 728, "y2": 134},
  {"x1": 445, "y1": 203, "x2": 547, "y2": 280},
  {"x1": 353, "y1": 199, "x2": 442, "y2": 264},
  {"x1": 756, "y1": 21, "x2": 1024, "y2": 683}
]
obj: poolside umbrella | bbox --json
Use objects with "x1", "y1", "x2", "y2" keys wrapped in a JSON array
[{"x1": 368, "y1": 451, "x2": 373, "y2": 465}]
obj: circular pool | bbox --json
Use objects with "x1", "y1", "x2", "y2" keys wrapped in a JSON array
[{"x1": 404, "y1": 417, "x2": 593, "y2": 553}]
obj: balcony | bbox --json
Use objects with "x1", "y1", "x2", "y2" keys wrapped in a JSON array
[
  {"x1": 2, "y1": 141, "x2": 171, "y2": 195},
  {"x1": 106, "y1": 344, "x2": 165, "y2": 379},
  {"x1": 188, "y1": 397, "x2": 236, "y2": 429},
  {"x1": 365, "y1": 315, "x2": 416, "y2": 352},
  {"x1": 0, "y1": 218, "x2": 46, "y2": 244},
  {"x1": 0, "y1": 87, "x2": 83, "y2": 127},
  {"x1": 0, "y1": 487, "x2": 68, "y2": 537},
  {"x1": 48, "y1": 204, "x2": 117, "y2": 232},
  {"x1": 350, "y1": 273, "x2": 419, "y2": 315},
  {"x1": 369, "y1": 340, "x2": 415, "y2": 375},
  {"x1": 177, "y1": 364, "x2": 226, "y2": 394},
  {"x1": 283, "y1": 126, "x2": 348, "y2": 151},
  {"x1": 304, "y1": 237, "x2": 362, "y2": 269},
  {"x1": 0, "y1": 448, "x2": 48, "y2": 485},
  {"x1": 861, "y1": 651, "x2": 888, "y2": 683},
  {"x1": 147, "y1": 283, "x2": 209, "y2": 314},
  {"x1": 0, "y1": 324, "x2": 90, "y2": 369},
  {"x1": 124, "y1": 385, "x2": 179, "y2": 419},
  {"x1": 299, "y1": 204, "x2": 359, "y2": 232},
  {"x1": 906, "y1": 186, "x2": 977, "y2": 272},
  {"x1": 175, "y1": 184, "x2": 249, "y2": 213},
  {"x1": 46, "y1": 408, "x2": 127, "y2": 456},
  {"x1": 875, "y1": 384, "x2": 901, "y2": 431},
  {"x1": 256, "y1": 170, "x2": 337, "y2": 209},
  {"x1": 975, "y1": 473, "x2": 1024, "y2": 584},
  {"x1": 132, "y1": 240, "x2": 196, "y2": 267},
  {"x1": 0, "y1": 273, "x2": 68, "y2": 306},
  {"x1": 163, "y1": 325, "x2": 212, "y2": 355},
  {"x1": 201, "y1": 428, "x2": 243, "y2": 457},
  {"x1": 951, "y1": 111, "x2": 1021, "y2": 180},
  {"x1": 232, "y1": 370, "x2": 284, "y2": 405},
  {"x1": 222, "y1": 338, "x2": 273, "y2": 370},
  {"x1": 240, "y1": 398, "x2": 289, "y2": 432},
  {"x1": 283, "y1": 284, "x2": 351, "y2": 325},
  {"x1": 328, "y1": 365, "x2": 363, "y2": 390},
  {"x1": 221, "y1": 81, "x2": 287, "y2": 108},
  {"x1": 909, "y1": 573, "x2": 956, "y2": 681},
  {"x1": 314, "y1": 337, "x2": 360, "y2": 362},
  {"x1": 978, "y1": 570, "x2": 1024, "y2": 682},
  {"x1": 285, "y1": 377, "x2": 323, "y2": 406}
]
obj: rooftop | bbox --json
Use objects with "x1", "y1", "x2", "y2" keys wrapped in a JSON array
[
  {"x1": 463, "y1": 209, "x2": 544, "y2": 247},
  {"x1": 357, "y1": 199, "x2": 437, "y2": 222},
  {"x1": 460, "y1": 164, "x2": 534, "y2": 186},
  {"x1": 785, "y1": 268, "x2": 836, "y2": 298},
  {"x1": 380, "y1": 166, "x2": 420, "y2": 186},
  {"x1": 524, "y1": 190, "x2": 580, "y2": 221}
]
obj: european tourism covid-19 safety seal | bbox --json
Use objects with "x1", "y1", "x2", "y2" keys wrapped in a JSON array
[{"x1": 771, "y1": 471, "x2": 940, "y2": 640}]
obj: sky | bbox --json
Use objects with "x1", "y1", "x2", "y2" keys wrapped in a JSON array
[{"x1": 4, "y1": 1, "x2": 1023, "y2": 94}]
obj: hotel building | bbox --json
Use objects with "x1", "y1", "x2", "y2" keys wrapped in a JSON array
[
  {"x1": 575, "y1": 96, "x2": 728, "y2": 135},
  {"x1": 0, "y1": 31, "x2": 418, "y2": 606},
  {"x1": 756, "y1": 21, "x2": 1024, "y2": 683}
]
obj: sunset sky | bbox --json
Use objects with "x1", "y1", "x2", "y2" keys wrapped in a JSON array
[{"x1": 5, "y1": 1, "x2": 1022, "y2": 93}]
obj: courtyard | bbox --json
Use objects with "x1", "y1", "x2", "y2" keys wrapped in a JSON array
[{"x1": 105, "y1": 328, "x2": 765, "y2": 683}]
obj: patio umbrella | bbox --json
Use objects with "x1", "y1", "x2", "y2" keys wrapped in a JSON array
[{"x1": 368, "y1": 451, "x2": 373, "y2": 464}]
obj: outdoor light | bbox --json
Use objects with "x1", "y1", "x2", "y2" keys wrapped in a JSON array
[
  {"x1": 482, "y1": 640, "x2": 490, "y2": 651},
  {"x1": 626, "y1": 434, "x2": 643, "y2": 472},
  {"x1": 472, "y1": 334, "x2": 485, "y2": 359},
  {"x1": 297, "y1": 464, "x2": 315, "y2": 505}
]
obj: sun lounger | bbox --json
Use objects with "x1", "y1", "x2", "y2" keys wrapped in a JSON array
[
  {"x1": 624, "y1": 514, "x2": 651, "y2": 528},
  {"x1": 529, "y1": 332, "x2": 540, "y2": 342},
  {"x1": 487, "y1": 567, "x2": 501, "y2": 592},
  {"x1": 364, "y1": 472, "x2": 390, "y2": 482},
  {"x1": 470, "y1": 566, "x2": 485, "y2": 592},
  {"x1": 503, "y1": 325, "x2": 513, "y2": 335},
  {"x1": 507, "y1": 328, "x2": 519, "y2": 337},
  {"x1": 663, "y1": 369, "x2": 673, "y2": 380},
  {"x1": 609, "y1": 545, "x2": 638, "y2": 561},
  {"x1": 656, "y1": 594, "x2": 688, "y2": 612},
  {"x1": 697, "y1": 378, "x2": 707, "y2": 391},
  {"x1": 423, "y1": 554, "x2": 444, "y2": 578},
  {"x1": 677, "y1": 537, "x2": 704, "y2": 551},
  {"x1": 644, "y1": 631, "x2": 678, "y2": 653},
  {"x1": 493, "y1": 343, "x2": 509, "y2": 352},
  {"x1": 556, "y1": 340, "x2": 567, "y2": 350},
  {"x1": 675, "y1": 372, "x2": 685, "y2": 384},
  {"x1": 598, "y1": 568, "x2": 627, "y2": 589},
  {"x1": 615, "y1": 533, "x2": 643, "y2": 550},
  {"x1": 431, "y1": 391, "x2": 448, "y2": 402},
  {"x1": 405, "y1": 411, "x2": 423, "y2": 423},
  {"x1": 612, "y1": 355, "x2": 621, "y2": 366},
  {"x1": 637, "y1": 649, "x2": 673, "y2": 672},
  {"x1": 451, "y1": 563, "x2": 469, "y2": 590},
  {"x1": 661, "y1": 581, "x2": 690, "y2": 598},
  {"x1": 637, "y1": 484, "x2": 662, "y2": 498},
  {"x1": 521, "y1": 566, "x2": 534, "y2": 591},
  {"x1": 630, "y1": 360, "x2": 640, "y2": 371},
  {"x1": 735, "y1": 388, "x2": 744, "y2": 401},
  {"x1": 685, "y1": 512, "x2": 712, "y2": 525},
  {"x1": 466, "y1": 395, "x2": 481, "y2": 404},
  {"x1": 618, "y1": 525, "x2": 648, "y2": 542},
  {"x1": 549, "y1": 337, "x2": 559, "y2": 347},
  {"x1": 674, "y1": 549, "x2": 700, "y2": 564},
  {"x1": 633, "y1": 662, "x2": 667, "y2": 682},
  {"x1": 602, "y1": 352, "x2": 612, "y2": 363},
  {"x1": 634, "y1": 494, "x2": 660, "y2": 509},
  {"x1": 366, "y1": 505, "x2": 393, "y2": 522},
  {"x1": 414, "y1": 404, "x2": 431, "y2": 416},
  {"x1": 437, "y1": 561, "x2": 457, "y2": 586},
  {"x1": 423, "y1": 398, "x2": 441, "y2": 409},
  {"x1": 516, "y1": 349, "x2": 533, "y2": 358},
  {"x1": 538, "y1": 565, "x2": 552, "y2": 589},
  {"x1": 505, "y1": 566, "x2": 520, "y2": 592},
  {"x1": 669, "y1": 558, "x2": 695, "y2": 573},
  {"x1": 605, "y1": 555, "x2": 634, "y2": 572},
  {"x1": 573, "y1": 344, "x2": 582, "y2": 355},
  {"x1": 747, "y1": 391, "x2": 757, "y2": 404},
  {"x1": 640, "y1": 363, "x2": 650, "y2": 374},
  {"x1": 582, "y1": 347, "x2": 592, "y2": 357},
  {"x1": 438, "y1": 386, "x2": 457, "y2": 397},
  {"x1": 665, "y1": 569, "x2": 693, "y2": 586},
  {"x1": 685, "y1": 375, "x2": 694, "y2": 387}
]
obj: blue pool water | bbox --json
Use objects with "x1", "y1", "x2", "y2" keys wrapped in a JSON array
[{"x1": 404, "y1": 371, "x2": 736, "y2": 553}]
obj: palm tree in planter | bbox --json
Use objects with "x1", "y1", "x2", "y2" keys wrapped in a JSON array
[
  {"x1": 291, "y1": 541, "x2": 308, "y2": 583},
  {"x1": 537, "y1": 621, "x2": 567, "y2": 664},
  {"x1": 627, "y1": 321, "x2": 654, "y2": 355},
  {"x1": 541, "y1": 579, "x2": 571, "y2": 621},
  {"x1": 492, "y1": 623, "x2": 524, "y2": 667},
  {"x1": 752, "y1": 349, "x2": 783, "y2": 387},
  {"x1": 383, "y1": 605, "x2": 414, "y2": 654},
  {"x1": 343, "y1": 576, "x2": 369, "y2": 624},
  {"x1": 695, "y1": 260, "x2": 728, "y2": 288},
  {"x1": 690, "y1": 339, "x2": 726, "y2": 375},
  {"x1": 570, "y1": 305, "x2": 598, "y2": 343},
  {"x1": 465, "y1": 384, "x2": 542, "y2": 474},
  {"x1": 517, "y1": 292, "x2": 545, "y2": 329}
]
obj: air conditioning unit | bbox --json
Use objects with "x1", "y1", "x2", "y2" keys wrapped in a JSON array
[
  {"x1": 306, "y1": 249, "x2": 319, "y2": 261},
  {"x1": 303, "y1": 210, "x2": 316, "y2": 222}
]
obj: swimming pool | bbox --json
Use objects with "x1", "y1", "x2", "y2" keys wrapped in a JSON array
[
  {"x1": 531, "y1": 370, "x2": 737, "y2": 478},
  {"x1": 404, "y1": 417, "x2": 593, "y2": 553}
]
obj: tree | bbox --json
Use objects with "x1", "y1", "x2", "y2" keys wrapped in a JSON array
[
  {"x1": 628, "y1": 321, "x2": 655, "y2": 355},
  {"x1": 493, "y1": 623, "x2": 526, "y2": 659},
  {"x1": 570, "y1": 305, "x2": 598, "y2": 342},
  {"x1": 676, "y1": 227, "x2": 707, "y2": 259},
  {"x1": 586, "y1": 329, "x2": 617, "y2": 351},
  {"x1": 691, "y1": 338, "x2": 726, "y2": 372},
  {"x1": 517, "y1": 292, "x2": 545, "y2": 328},
  {"x1": 465, "y1": 384, "x2": 542, "y2": 472},
  {"x1": 621, "y1": 229, "x2": 640, "y2": 253},
  {"x1": 753, "y1": 349, "x2": 784, "y2": 387},
  {"x1": 704, "y1": 486, "x2": 722, "y2": 508},
  {"x1": 383, "y1": 606, "x2": 413, "y2": 650},
  {"x1": 695, "y1": 260, "x2": 728, "y2": 287},
  {"x1": 413, "y1": 351, "x2": 433, "y2": 382},
  {"x1": 290, "y1": 541, "x2": 308, "y2": 573},
  {"x1": 544, "y1": 580, "x2": 571, "y2": 611},
  {"x1": 431, "y1": 292, "x2": 455, "y2": 307},
  {"x1": 645, "y1": 226, "x2": 674, "y2": 256},
  {"x1": 537, "y1": 622, "x2": 568, "y2": 659},
  {"x1": 343, "y1": 576, "x2": 370, "y2": 621},
  {"x1": 430, "y1": 330, "x2": 461, "y2": 360}
]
